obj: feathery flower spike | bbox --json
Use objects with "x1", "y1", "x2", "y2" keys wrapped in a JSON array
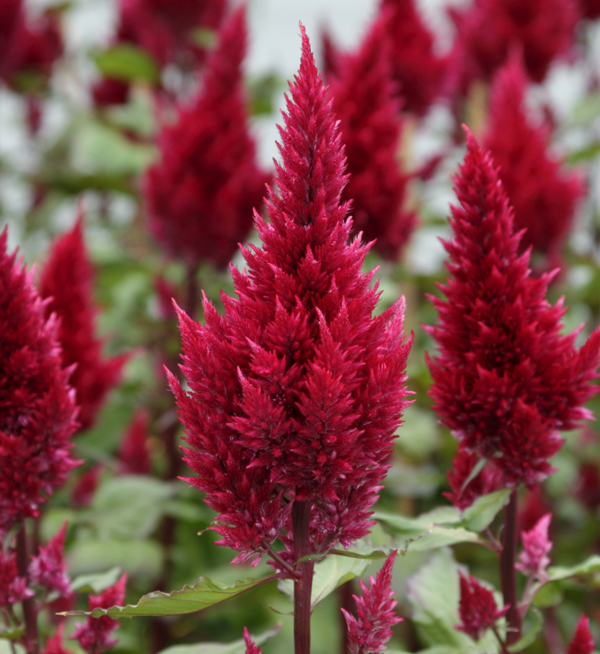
[
  {"x1": 425, "y1": 131, "x2": 600, "y2": 489},
  {"x1": 0, "y1": 550, "x2": 33, "y2": 607},
  {"x1": 243, "y1": 627, "x2": 262, "y2": 654},
  {"x1": 456, "y1": 572, "x2": 508, "y2": 641},
  {"x1": 568, "y1": 614, "x2": 595, "y2": 654},
  {"x1": 144, "y1": 6, "x2": 268, "y2": 270},
  {"x1": 516, "y1": 513, "x2": 552, "y2": 581},
  {"x1": 342, "y1": 551, "x2": 402, "y2": 654},
  {"x1": 329, "y1": 12, "x2": 416, "y2": 261},
  {"x1": 118, "y1": 409, "x2": 152, "y2": 475},
  {"x1": 169, "y1": 26, "x2": 412, "y2": 563},
  {"x1": 0, "y1": 228, "x2": 79, "y2": 535},
  {"x1": 44, "y1": 625, "x2": 74, "y2": 654},
  {"x1": 39, "y1": 215, "x2": 127, "y2": 432},
  {"x1": 29, "y1": 522, "x2": 71, "y2": 597}
]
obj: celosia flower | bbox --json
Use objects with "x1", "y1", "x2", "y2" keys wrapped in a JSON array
[
  {"x1": 44, "y1": 624, "x2": 74, "y2": 654},
  {"x1": 379, "y1": 0, "x2": 448, "y2": 116},
  {"x1": 39, "y1": 216, "x2": 127, "y2": 433},
  {"x1": 329, "y1": 13, "x2": 416, "y2": 261},
  {"x1": 483, "y1": 54, "x2": 584, "y2": 269},
  {"x1": 71, "y1": 465, "x2": 102, "y2": 508},
  {"x1": 575, "y1": 462, "x2": 600, "y2": 510},
  {"x1": 243, "y1": 627, "x2": 262, "y2": 654},
  {"x1": 71, "y1": 573, "x2": 127, "y2": 654},
  {"x1": 0, "y1": 0, "x2": 23, "y2": 81},
  {"x1": 425, "y1": 132, "x2": 600, "y2": 489},
  {"x1": 341, "y1": 551, "x2": 402, "y2": 654},
  {"x1": 0, "y1": 228, "x2": 79, "y2": 534},
  {"x1": 568, "y1": 614, "x2": 595, "y2": 654},
  {"x1": 118, "y1": 409, "x2": 152, "y2": 475},
  {"x1": 144, "y1": 6, "x2": 268, "y2": 270},
  {"x1": 516, "y1": 513, "x2": 552, "y2": 581},
  {"x1": 456, "y1": 572, "x2": 508, "y2": 641},
  {"x1": 168, "y1": 27, "x2": 412, "y2": 563},
  {"x1": 444, "y1": 447, "x2": 504, "y2": 510},
  {"x1": 29, "y1": 522, "x2": 71, "y2": 598},
  {"x1": 0, "y1": 550, "x2": 33, "y2": 607}
]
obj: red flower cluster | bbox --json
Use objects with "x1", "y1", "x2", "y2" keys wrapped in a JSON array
[
  {"x1": 445, "y1": 447, "x2": 503, "y2": 510},
  {"x1": 568, "y1": 615, "x2": 595, "y2": 654},
  {"x1": 118, "y1": 409, "x2": 152, "y2": 475},
  {"x1": 483, "y1": 55, "x2": 584, "y2": 270},
  {"x1": 456, "y1": 572, "x2": 508, "y2": 641},
  {"x1": 0, "y1": 228, "x2": 79, "y2": 534},
  {"x1": 169, "y1": 27, "x2": 412, "y2": 562},
  {"x1": 329, "y1": 13, "x2": 416, "y2": 261},
  {"x1": 44, "y1": 625, "x2": 73, "y2": 654},
  {"x1": 0, "y1": 550, "x2": 33, "y2": 607},
  {"x1": 39, "y1": 217, "x2": 127, "y2": 433},
  {"x1": 29, "y1": 522, "x2": 71, "y2": 598},
  {"x1": 144, "y1": 7, "x2": 268, "y2": 270},
  {"x1": 516, "y1": 513, "x2": 552, "y2": 581},
  {"x1": 426, "y1": 132, "x2": 600, "y2": 488}
]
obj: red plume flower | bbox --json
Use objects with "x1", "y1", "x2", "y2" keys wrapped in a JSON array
[
  {"x1": 243, "y1": 627, "x2": 262, "y2": 654},
  {"x1": 456, "y1": 572, "x2": 508, "y2": 641},
  {"x1": 39, "y1": 216, "x2": 127, "y2": 433},
  {"x1": 29, "y1": 522, "x2": 71, "y2": 597},
  {"x1": 568, "y1": 615, "x2": 595, "y2": 654},
  {"x1": 425, "y1": 132, "x2": 600, "y2": 489},
  {"x1": 0, "y1": 228, "x2": 79, "y2": 534},
  {"x1": 329, "y1": 13, "x2": 416, "y2": 261},
  {"x1": 516, "y1": 513, "x2": 552, "y2": 581},
  {"x1": 144, "y1": 6, "x2": 268, "y2": 270},
  {"x1": 44, "y1": 624, "x2": 74, "y2": 654},
  {"x1": 0, "y1": 550, "x2": 33, "y2": 607},
  {"x1": 342, "y1": 551, "x2": 402, "y2": 654},
  {"x1": 168, "y1": 26, "x2": 412, "y2": 563},
  {"x1": 444, "y1": 447, "x2": 504, "y2": 510},
  {"x1": 118, "y1": 409, "x2": 152, "y2": 475},
  {"x1": 483, "y1": 55, "x2": 584, "y2": 270}
]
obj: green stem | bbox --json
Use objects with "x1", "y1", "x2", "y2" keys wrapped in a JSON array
[
  {"x1": 500, "y1": 489, "x2": 521, "y2": 648},
  {"x1": 16, "y1": 524, "x2": 39, "y2": 654},
  {"x1": 293, "y1": 501, "x2": 314, "y2": 654}
]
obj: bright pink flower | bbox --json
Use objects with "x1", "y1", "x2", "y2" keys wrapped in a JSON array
[
  {"x1": 444, "y1": 447, "x2": 504, "y2": 510},
  {"x1": 516, "y1": 513, "x2": 552, "y2": 581},
  {"x1": 0, "y1": 550, "x2": 33, "y2": 608},
  {"x1": 456, "y1": 572, "x2": 508, "y2": 641},
  {"x1": 379, "y1": 0, "x2": 448, "y2": 116},
  {"x1": 329, "y1": 13, "x2": 416, "y2": 261},
  {"x1": 39, "y1": 216, "x2": 127, "y2": 433},
  {"x1": 483, "y1": 55, "x2": 584, "y2": 270},
  {"x1": 71, "y1": 573, "x2": 127, "y2": 654},
  {"x1": 0, "y1": 228, "x2": 79, "y2": 534},
  {"x1": 44, "y1": 625, "x2": 74, "y2": 654},
  {"x1": 425, "y1": 132, "x2": 600, "y2": 489},
  {"x1": 342, "y1": 551, "x2": 402, "y2": 654},
  {"x1": 243, "y1": 627, "x2": 262, "y2": 654},
  {"x1": 29, "y1": 522, "x2": 71, "y2": 598},
  {"x1": 118, "y1": 409, "x2": 152, "y2": 475},
  {"x1": 144, "y1": 7, "x2": 268, "y2": 270},
  {"x1": 568, "y1": 615, "x2": 595, "y2": 654},
  {"x1": 169, "y1": 27, "x2": 412, "y2": 563}
]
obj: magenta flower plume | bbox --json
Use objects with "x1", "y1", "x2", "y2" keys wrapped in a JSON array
[
  {"x1": 39, "y1": 216, "x2": 127, "y2": 433},
  {"x1": 243, "y1": 627, "x2": 262, "y2": 654},
  {"x1": 516, "y1": 513, "x2": 552, "y2": 581},
  {"x1": 568, "y1": 615, "x2": 595, "y2": 654},
  {"x1": 168, "y1": 26, "x2": 412, "y2": 562},
  {"x1": 0, "y1": 228, "x2": 79, "y2": 534},
  {"x1": 118, "y1": 409, "x2": 152, "y2": 475},
  {"x1": 144, "y1": 6, "x2": 268, "y2": 270},
  {"x1": 71, "y1": 573, "x2": 127, "y2": 654},
  {"x1": 342, "y1": 551, "x2": 402, "y2": 654},
  {"x1": 379, "y1": 0, "x2": 448, "y2": 116},
  {"x1": 329, "y1": 13, "x2": 416, "y2": 261},
  {"x1": 0, "y1": 550, "x2": 33, "y2": 607},
  {"x1": 483, "y1": 55, "x2": 584, "y2": 269},
  {"x1": 456, "y1": 572, "x2": 508, "y2": 641},
  {"x1": 29, "y1": 522, "x2": 71, "y2": 597},
  {"x1": 425, "y1": 132, "x2": 600, "y2": 489},
  {"x1": 444, "y1": 447, "x2": 504, "y2": 510},
  {"x1": 44, "y1": 625, "x2": 74, "y2": 654}
]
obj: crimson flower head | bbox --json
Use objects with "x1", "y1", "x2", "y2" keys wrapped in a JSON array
[
  {"x1": 425, "y1": 132, "x2": 600, "y2": 489},
  {"x1": 444, "y1": 447, "x2": 504, "y2": 510},
  {"x1": 117, "y1": 409, "x2": 152, "y2": 475},
  {"x1": 342, "y1": 551, "x2": 402, "y2": 654},
  {"x1": 169, "y1": 26, "x2": 412, "y2": 563},
  {"x1": 0, "y1": 550, "x2": 33, "y2": 608},
  {"x1": 144, "y1": 6, "x2": 268, "y2": 270},
  {"x1": 44, "y1": 624, "x2": 73, "y2": 654},
  {"x1": 329, "y1": 13, "x2": 416, "y2": 261},
  {"x1": 243, "y1": 628, "x2": 262, "y2": 654},
  {"x1": 568, "y1": 615, "x2": 595, "y2": 654},
  {"x1": 516, "y1": 513, "x2": 552, "y2": 581},
  {"x1": 0, "y1": 228, "x2": 79, "y2": 534},
  {"x1": 29, "y1": 522, "x2": 71, "y2": 597},
  {"x1": 456, "y1": 572, "x2": 508, "y2": 641},
  {"x1": 39, "y1": 216, "x2": 127, "y2": 433},
  {"x1": 483, "y1": 54, "x2": 584, "y2": 270}
]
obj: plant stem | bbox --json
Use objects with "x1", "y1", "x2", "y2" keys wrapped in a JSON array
[
  {"x1": 337, "y1": 579, "x2": 355, "y2": 654},
  {"x1": 293, "y1": 501, "x2": 314, "y2": 654},
  {"x1": 500, "y1": 489, "x2": 521, "y2": 648},
  {"x1": 16, "y1": 524, "x2": 39, "y2": 654}
]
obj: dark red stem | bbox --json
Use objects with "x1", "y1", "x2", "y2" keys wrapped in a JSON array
[
  {"x1": 16, "y1": 524, "x2": 39, "y2": 654},
  {"x1": 337, "y1": 579, "x2": 355, "y2": 654},
  {"x1": 500, "y1": 489, "x2": 521, "y2": 648},
  {"x1": 293, "y1": 501, "x2": 314, "y2": 654}
]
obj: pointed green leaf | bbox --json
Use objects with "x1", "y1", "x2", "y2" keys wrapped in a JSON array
[
  {"x1": 459, "y1": 489, "x2": 512, "y2": 532},
  {"x1": 93, "y1": 44, "x2": 160, "y2": 84},
  {"x1": 547, "y1": 555, "x2": 600, "y2": 582},
  {"x1": 70, "y1": 567, "x2": 123, "y2": 594},
  {"x1": 155, "y1": 625, "x2": 280, "y2": 654},
  {"x1": 0, "y1": 625, "x2": 24, "y2": 641}
]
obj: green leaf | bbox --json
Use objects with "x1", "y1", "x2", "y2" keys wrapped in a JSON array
[
  {"x1": 63, "y1": 575, "x2": 279, "y2": 618},
  {"x1": 459, "y1": 489, "x2": 512, "y2": 532},
  {"x1": 547, "y1": 555, "x2": 600, "y2": 581},
  {"x1": 533, "y1": 581, "x2": 563, "y2": 608},
  {"x1": 155, "y1": 625, "x2": 280, "y2": 654},
  {"x1": 93, "y1": 44, "x2": 160, "y2": 84},
  {"x1": 0, "y1": 625, "x2": 24, "y2": 641},
  {"x1": 68, "y1": 539, "x2": 163, "y2": 580},
  {"x1": 70, "y1": 567, "x2": 123, "y2": 594},
  {"x1": 507, "y1": 609, "x2": 543, "y2": 652}
]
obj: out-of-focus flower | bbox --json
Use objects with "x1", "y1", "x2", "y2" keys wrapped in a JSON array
[
  {"x1": 144, "y1": 6, "x2": 268, "y2": 270},
  {"x1": 444, "y1": 447, "x2": 504, "y2": 510},
  {"x1": 329, "y1": 12, "x2": 416, "y2": 261},
  {"x1": 44, "y1": 625, "x2": 74, "y2": 654},
  {"x1": 516, "y1": 513, "x2": 552, "y2": 581},
  {"x1": 39, "y1": 216, "x2": 127, "y2": 433},
  {"x1": 568, "y1": 615, "x2": 595, "y2": 654},
  {"x1": 425, "y1": 132, "x2": 600, "y2": 489},
  {"x1": 29, "y1": 522, "x2": 71, "y2": 597},
  {"x1": 456, "y1": 572, "x2": 508, "y2": 641},
  {"x1": 71, "y1": 465, "x2": 102, "y2": 509},
  {"x1": 0, "y1": 228, "x2": 79, "y2": 534},
  {"x1": 118, "y1": 409, "x2": 152, "y2": 475},
  {"x1": 168, "y1": 26, "x2": 412, "y2": 564},
  {"x1": 243, "y1": 628, "x2": 262, "y2": 654},
  {"x1": 575, "y1": 462, "x2": 600, "y2": 510},
  {"x1": 483, "y1": 54, "x2": 584, "y2": 270},
  {"x1": 71, "y1": 574, "x2": 127, "y2": 654},
  {"x1": 342, "y1": 551, "x2": 402, "y2": 654},
  {"x1": 0, "y1": 550, "x2": 33, "y2": 608}
]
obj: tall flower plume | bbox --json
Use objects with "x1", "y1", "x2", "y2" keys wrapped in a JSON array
[
  {"x1": 456, "y1": 572, "x2": 508, "y2": 641},
  {"x1": 329, "y1": 13, "x2": 416, "y2": 261},
  {"x1": 568, "y1": 615, "x2": 595, "y2": 654},
  {"x1": 425, "y1": 132, "x2": 600, "y2": 489},
  {"x1": 0, "y1": 228, "x2": 79, "y2": 534},
  {"x1": 39, "y1": 216, "x2": 127, "y2": 433},
  {"x1": 483, "y1": 55, "x2": 584, "y2": 270},
  {"x1": 144, "y1": 6, "x2": 268, "y2": 270},
  {"x1": 168, "y1": 26, "x2": 412, "y2": 562}
]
